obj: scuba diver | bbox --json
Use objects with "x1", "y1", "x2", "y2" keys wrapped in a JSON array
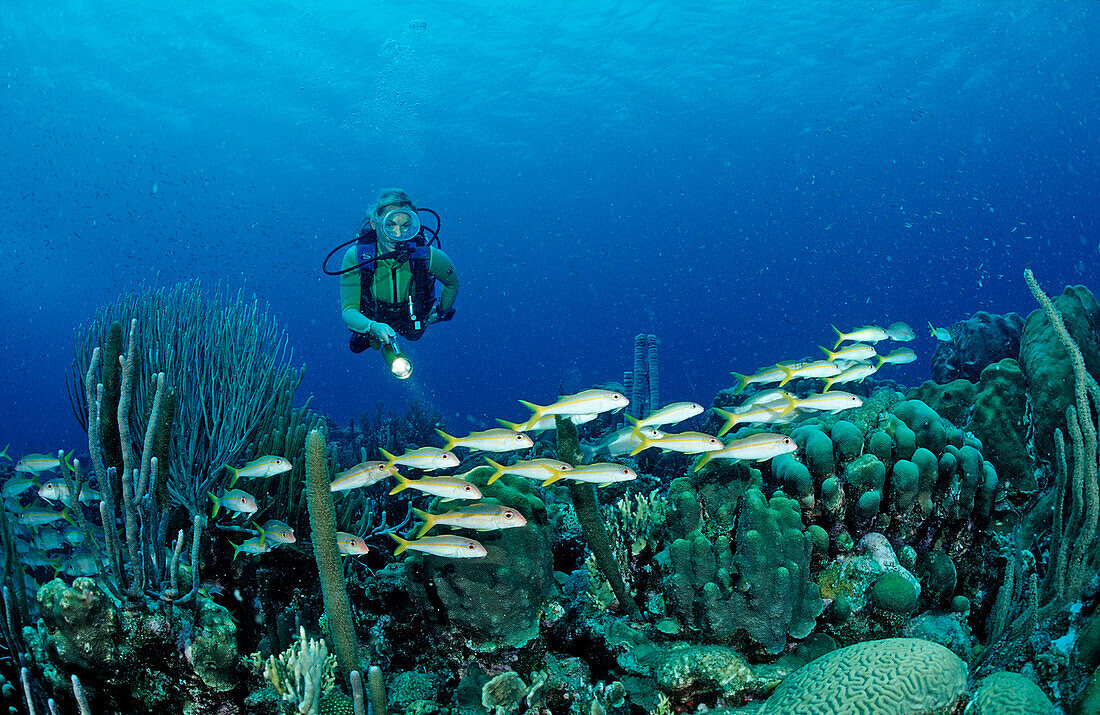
[{"x1": 322, "y1": 188, "x2": 459, "y2": 379}]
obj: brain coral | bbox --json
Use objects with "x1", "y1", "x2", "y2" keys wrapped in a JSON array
[
  {"x1": 759, "y1": 638, "x2": 967, "y2": 715},
  {"x1": 964, "y1": 671, "x2": 1055, "y2": 714}
]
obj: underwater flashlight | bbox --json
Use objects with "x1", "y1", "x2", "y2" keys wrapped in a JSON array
[{"x1": 382, "y1": 340, "x2": 413, "y2": 380}]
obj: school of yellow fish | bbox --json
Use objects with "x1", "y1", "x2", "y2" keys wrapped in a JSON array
[{"x1": 3, "y1": 321, "x2": 919, "y2": 564}]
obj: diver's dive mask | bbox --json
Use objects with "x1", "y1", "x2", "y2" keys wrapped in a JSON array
[{"x1": 374, "y1": 207, "x2": 421, "y2": 243}]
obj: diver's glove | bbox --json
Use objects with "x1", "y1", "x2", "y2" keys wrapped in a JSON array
[
  {"x1": 367, "y1": 320, "x2": 397, "y2": 344},
  {"x1": 428, "y1": 307, "x2": 455, "y2": 324}
]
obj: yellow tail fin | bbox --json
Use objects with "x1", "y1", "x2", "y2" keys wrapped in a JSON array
[
  {"x1": 380, "y1": 448, "x2": 397, "y2": 471},
  {"x1": 412, "y1": 507, "x2": 436, "y2": 538},
  {"x1": 434, "y1": 428, "x2": 456, "y2": 451},
  {"x1": 776, "y1": 364, "x2": 795, "y2": 387},
  {"x1": 518, "y1": 399, "x2": 544, "y2": 422},
  {"x1": 496, "y1": 418, "x2": 525, "y2": 431},
  {"x1": 714, "y1": 407, "x2": 736, "y2": 437},
  {"x1": 388, "y1": 472, "x2": 410, "y2": 495},
  {"x1": 730, "y1": 372, "x2": 750, "y2": 395},
  {"x1": 484, "y1": 458, "x2": 505, "y2": 485},
  {"x1": 389, "y1": 532, "x2": 409, "y2": 555},
  {"x1": 832, "y1": 324, "x2": 845, "y2": 350}
]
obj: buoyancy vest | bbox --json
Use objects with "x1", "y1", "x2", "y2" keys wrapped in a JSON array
[{"x1": 354, "y1": 228, "x2": 436, "y2": 341}]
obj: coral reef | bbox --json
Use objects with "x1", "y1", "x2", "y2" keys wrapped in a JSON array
[{"x1": 930, "y1": 310, "x2": 1025, "y2": 383}]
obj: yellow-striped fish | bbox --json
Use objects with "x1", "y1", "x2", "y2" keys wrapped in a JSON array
[
  {"x1": 257, "y1": 519, "x2": 296, "y2": 544},
  {"x1": 484, "y1": 458, "x2": 572, "y2": 485},
  {"x1": 17, "y1": 506, "x2": 72, "y2": 528},
  {"x1": 435, "y1": 428, "x2": 534, "y2": 453},
  {"x1": 209, "y1": 489, "x2": 259, "y2": 518},
  {"x1": 497, "y1": 413, "x2": 598, "y2": 433},
  {"x1": 928, "y1": 322, "x2": 953, "y2": 341},
  {"x1": 336, "y1": 532, "x2": 370, "y2": 556},
  {"x1": 694, "y1": 433, "x2": 799, "y2": 472},
  {"x1": 713, "y1": 404, "x2": 794, "y2": 437},
  {"x1": 224, "y1": 455, "x2": 292, "y2": 488},
  {"x1": 780, "y1": 391, "x2": 863, "y2": 414},
  {"x1": 876, "y1": 348, "x2": 917, "y2": 367},
  {"x1": 38, "y1": 480, "x2": 101, "y2": 506},
  {"x1": 820, "y1": 343, "x2": 877, "y2": 363},
  {"x1": 630, "y1": 402, "x2": 705, "y2": 429},
  {"x1": 388, "y1": 473, "x2": 482, "y2": 501},
  {"x1": 628, "y1": 430, "x2": 723, "y2": 457},
  {"x1": 330, "y1": 461, "x2": 396, "y2": 492},
  {"x1": 230, "y1": 535, "x2": 272, "y2": 560},
  {"x1": 380, "y1": 447, "x2": 460, "y2": 472},
  {"x1": 518, "y1": 389, "x2": 628, "y2": 425},
  {"x1": 777, "y1": 360, "x2": 843, "y2": 387},
  {"x1": 412, "y1": 503, "x2": 527, "y2": 538},
  {"x1": 832, "y1": 324, "x2": 889, "y2": 348},
  {"x1": 822, "y1": 362, "x2": 879, "y2": 392},
  {"x1": 541, "y1": 462, "x2": 637, "y2": 488},
  {"x1": 15, "y1": 452, "x2": 72, "y2": 474},
  {"x1": 389, "y1": 533, "x2": 487, "y2": 558},
  {"x1": 730, "y1": 363, "x2": 799, "y2": 394}
]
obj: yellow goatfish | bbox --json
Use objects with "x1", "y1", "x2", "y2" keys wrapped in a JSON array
[
  {"x1": 497, "y1": 413, "x2": 598, "y2": 433},
  {"x1": 629, "y1": 402, "x2": 704, "y2": 429},
  {"x1": 257, "y1": 519, "x2": 296, "y2": 544},
  {"x1": 928, "y1": 322, "x2": 953, "y2": 341},
  {"x1": 15, "y1": 452, "x2": 72, "y2": 474},
  {"x1": 224, "y1": 455, "x2": 292, "y2": 487},
  {"x1": 832, "y1": 324, "x2": 889, "y2": 348},
  {"x1": 38, "y1": 481, "x2": 101, "y2": 506},
  {"x1": 777, "y1": 360, "x2": 843, "y2": 387},
  {"x1": 485, "y1": 458, "x2": 572, "y2": 485},
  {"x1": 876, "y1": 348, "x2": 917, "y2": 367},
  {"x1": 380, "y1": 447, "x2": 460, "y2": 472},
  {"x1": 730, "y1": 363, "x2": 798, "y2": 394},
  {"x1": 628, "y1": 429, "x2": 723, "y2": 457},
  {"x1": 209, "y1": 489, "x2": 259, "y2": 518},
  {"x1": 694, "y1": 433, "x2": 797, "y2": 471},
  {"x1": 580, "y1": 426, "x2": 663, "y2": 461},
  {"x1": 822, "y1": 362, "x2": 879, "y2": 392},
  {"x1": 518, "y1": 389, "x2": 628, "y2": 424},
  {"x1": 16, "y1": 506, "x2": 72, "y2": 528},
  {"x1": 330, "y1": 461, "x2": 396, "y2": 492},
  {"x1": 412, "y1": 503, "x2": 527, "y2": 537},
  {"x1": 389, "y1": 473, "x2": 481, "y2": 501},
  {"x1": 230, "y1": 535, "x2": 273, "y2": 560},
  {"x1": 435, "y1": 428, "x2": 534, "y2": 453},
  {"x1": 885, "y1": 321, "x2": 916, "y2": 341},
  {"x1": 336, "y1": 532, "x2": 371, "y2": 556},
  {"x1": 820, "y1": 343, "x2": 877, "y2": 363},
  {"x1": 780, "y1": 391, "x2": 863, "y2": 413},
  {"x1": 713, "y1": 403, "x2": 795, "y2": 437},
  {"x1": 390, "y1": 533, "x2": 488, "y2": 559},
  {"x1": 541, "y1": 462, "x2": 637, "y2": 488}
]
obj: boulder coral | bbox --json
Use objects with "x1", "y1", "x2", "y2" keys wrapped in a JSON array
[{"x1": 931, "y1": 310, "x2": 1025, "y2": 383}]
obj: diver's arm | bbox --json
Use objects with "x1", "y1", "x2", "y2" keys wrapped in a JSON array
[
  {"x1": 428, "y1": 248, "x2": 460, "y2": 313},
  {"x1": 339, "y1": 247, "x2": 375, "y2": 334}
]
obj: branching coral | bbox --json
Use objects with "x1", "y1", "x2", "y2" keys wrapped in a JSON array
[{"x1": 263, "y1": 626, "x2": 337, "y2": 714}]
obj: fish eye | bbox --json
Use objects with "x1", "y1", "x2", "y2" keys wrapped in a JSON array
[
  {"x1": 466, "y1": 544, "x2": 475, "y2": 550},
  {"x1": 464, "y1": 486, "x2": 472, "y2": 491},
  {"x1": 504, "y1": 512, "x2": 514, "y2": 519}
]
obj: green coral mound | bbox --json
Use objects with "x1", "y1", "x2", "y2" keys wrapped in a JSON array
[
  {"x1": 966, "y1": 671, "x2": 1055, "y2": 714},
  {"x1": 403, "y1": 466, "x2": 555, "y2": 650},
  {"x1": 870, "y1": 573, "x2": 918, "y2": 615},
  {"x1": 318, "y1": 692, "x2": 355, "y2": 714},
  {"x1": 760, "y1": 638, "x2": 966, "y2": 714}
]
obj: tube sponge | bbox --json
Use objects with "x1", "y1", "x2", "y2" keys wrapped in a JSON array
[{"x1": 305, "y1": 429, "x2": 359, "y2": 676}]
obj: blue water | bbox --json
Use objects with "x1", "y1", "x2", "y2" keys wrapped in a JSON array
[{"x1": 1, "y1": 1, "x2": 1097, "y2": 452}]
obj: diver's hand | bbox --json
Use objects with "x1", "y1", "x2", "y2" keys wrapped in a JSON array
[
  {"x1": 367, "y1": 320, "x2": 396, "y2": 344},
  {"x1": 427, "y1": 307, "x2": 454, "y2": 324}
]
